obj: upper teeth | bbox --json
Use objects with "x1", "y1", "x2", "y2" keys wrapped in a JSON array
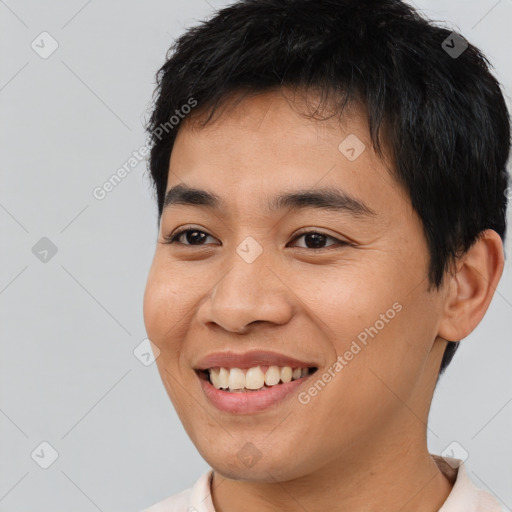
[{"x1": 208, "y1": 366, "x2": 310, "y2": 391}]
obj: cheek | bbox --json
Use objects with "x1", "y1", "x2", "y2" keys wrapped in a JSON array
[
  {"x1": 306, "y1": 262, "x2": 393, "y2": 332},
  {"x1": 142, "y1": 260, "x2": 183, "y2": 347},
  {"x1": 316, "y1": 256, "x2": 433, "y2": 377},
  {"x1": 143, "y1": 262, "x2": 192, "y2": 409}
]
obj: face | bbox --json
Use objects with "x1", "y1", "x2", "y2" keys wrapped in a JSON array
[{"x1": 143, "y1": 88, "x2": 448, "y2": 482}]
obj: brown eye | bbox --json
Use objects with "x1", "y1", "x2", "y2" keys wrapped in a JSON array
[
  {"x1": 290, "y1": 231, "x2": 348, "y2": 250},
  {"x1": 163, "y1": 229, "x2": 218, "y2": 246}
]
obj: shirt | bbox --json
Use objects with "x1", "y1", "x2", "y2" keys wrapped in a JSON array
[{"x1": 142, "y1": 454, "x2": 505, "y2": 512}]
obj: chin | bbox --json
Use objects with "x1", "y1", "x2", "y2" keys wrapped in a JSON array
[{"x1": 202, "y1": 447, "x2": 314, "y2": 483}]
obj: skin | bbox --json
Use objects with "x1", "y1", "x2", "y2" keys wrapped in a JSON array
[{"x1": 143, "y1": 87, "x2": 504, "y2": 512}]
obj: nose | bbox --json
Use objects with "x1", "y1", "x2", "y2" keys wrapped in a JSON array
[{"x1": 195, "y1": 250, "x2": 295, "y2": 334}]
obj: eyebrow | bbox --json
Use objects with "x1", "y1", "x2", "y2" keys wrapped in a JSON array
[{"x1": 163, "y1": 183, "x2": 376, "y2": 217}]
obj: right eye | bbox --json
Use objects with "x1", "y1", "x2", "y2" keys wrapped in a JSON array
[{"x1": 162, "y1": 228, "x2": 219, "y2": 246}]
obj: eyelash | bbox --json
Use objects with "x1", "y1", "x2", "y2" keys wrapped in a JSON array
[{"x1": 162, "y1": 227, "x2": 350, "y2": 251}]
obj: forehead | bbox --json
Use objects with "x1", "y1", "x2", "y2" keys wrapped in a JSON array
[
  {"x1": 179, "y1": 88, "x2": 371, "y2": 149},
  {"x1": 166, "y1": 88, "x2": 403, "y2": 219}
]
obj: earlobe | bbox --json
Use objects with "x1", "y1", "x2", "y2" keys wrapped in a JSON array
[{"x1": 438, "y1": 229, "x2": 504, "y2": 342}]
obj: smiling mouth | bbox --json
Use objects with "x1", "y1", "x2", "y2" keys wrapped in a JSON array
[{"x1": 196, "y1": 366, "x2": 318, "y2": 392}]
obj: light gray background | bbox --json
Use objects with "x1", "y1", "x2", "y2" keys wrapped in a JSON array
[{"x1": 1, "y1": 1, "x2": 511, "y2": 511}]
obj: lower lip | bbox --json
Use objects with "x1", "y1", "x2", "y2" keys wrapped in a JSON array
[{"x1": 198, "y1": 372, "x2": 315, "y2": 414}]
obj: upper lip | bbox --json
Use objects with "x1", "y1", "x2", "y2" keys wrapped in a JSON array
[{"x1": 193, "y1": 350, "x2": 318, "y2": 370}]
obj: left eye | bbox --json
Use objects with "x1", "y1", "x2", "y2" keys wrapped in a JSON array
[{"x1": 289, "y1": 231, "x2": 347, "y2": 250}]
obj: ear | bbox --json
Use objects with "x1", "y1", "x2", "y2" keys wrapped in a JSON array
[{"x1": 438, "y1": 229, "x2": 505, "y2": 342}]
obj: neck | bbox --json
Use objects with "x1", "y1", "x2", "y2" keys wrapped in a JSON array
[{"x1": 211, "y1": 425, "x2": 454, "y2": 512}]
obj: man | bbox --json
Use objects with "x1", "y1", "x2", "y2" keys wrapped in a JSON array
[{"x1": 142, "y1": 0, "x2": 510, "y2": 510}]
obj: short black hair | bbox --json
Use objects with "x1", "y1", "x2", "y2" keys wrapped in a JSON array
[{"x1": 145, "y1": 0, "x2": 511, "y2": 376}]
